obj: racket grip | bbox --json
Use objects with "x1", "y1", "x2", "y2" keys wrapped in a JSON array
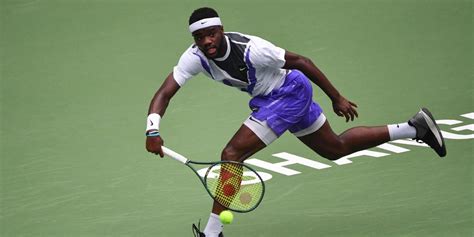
[{"x1": 162, "y1": 146, "x2": 188, "y2": 164}]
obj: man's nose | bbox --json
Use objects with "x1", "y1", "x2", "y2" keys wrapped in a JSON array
[{"x1": 203, "y1": 36, "x2": 213, "y2": 46}]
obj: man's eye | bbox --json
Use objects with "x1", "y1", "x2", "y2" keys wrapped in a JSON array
[{"x1": 209, "y1": 33, "x2": 215, "y2": 37}]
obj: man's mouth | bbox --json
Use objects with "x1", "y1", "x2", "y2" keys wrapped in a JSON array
[{"x1": 206, "y1": 47, "x2": 217, "y2": 55}]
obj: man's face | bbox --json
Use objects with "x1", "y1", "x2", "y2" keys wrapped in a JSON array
[{"x1": 192, "y1": 26, "x2": 225, "y2": 59}]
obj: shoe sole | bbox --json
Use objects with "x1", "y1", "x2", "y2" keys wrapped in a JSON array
[{"x1": 420, "y1": 108, "x2": 447, "y2": 157}]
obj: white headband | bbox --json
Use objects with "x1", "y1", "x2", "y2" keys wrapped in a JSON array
[{"x1": 189, "y1": 17, "x2": 222, "y2": 33}]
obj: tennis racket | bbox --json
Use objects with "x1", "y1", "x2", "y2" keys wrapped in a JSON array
[{"x1": 161, "y1": 146, "x2": 265, "y2": 213}]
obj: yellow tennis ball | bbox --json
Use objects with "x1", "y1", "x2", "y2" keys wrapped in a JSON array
[{"x1": 219, "y1": 210, "x2": 234, "y2": 224}]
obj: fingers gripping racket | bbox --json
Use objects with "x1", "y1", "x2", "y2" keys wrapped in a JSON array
[{"x1": 162, "y1": 146, "x2": 265, "y2": 213}]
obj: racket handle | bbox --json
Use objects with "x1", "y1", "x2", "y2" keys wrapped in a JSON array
[{"x1": 162, "y1": 146, "x2": 188, "y2": 164}]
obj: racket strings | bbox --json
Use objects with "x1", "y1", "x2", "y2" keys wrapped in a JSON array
[{"x1": 206, "y1": 163, "x2": 263, "y2": 212}]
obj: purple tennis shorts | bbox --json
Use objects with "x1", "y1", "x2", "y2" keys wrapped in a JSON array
[{"x1": 249, "y1": 70, "x2": 323, "y2": 136}]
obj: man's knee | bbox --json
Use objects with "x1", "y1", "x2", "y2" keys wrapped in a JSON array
[
  {"x1": 221, "y1": 145, "x2": 241, "y2": 161},
  {"x1": 319, "y1": 140, "x2": 350, "y2": 160},
  {"x1": 321, "y1": 152, "x2": 344, "y2": 161}
]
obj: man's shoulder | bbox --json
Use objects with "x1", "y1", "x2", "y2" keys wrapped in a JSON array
[
  {"x1": 226, "y1": 32, "x2": 273, "y2": 46},
  {"x1": 182, "y1": 43, "x2": 200, "y2": 53},
  {"x1": 225, "y1": 32, "x2": 251, "y2": 44},
  {"x1": 179, "y1": 43, "x2": 204, "y2": 59}
]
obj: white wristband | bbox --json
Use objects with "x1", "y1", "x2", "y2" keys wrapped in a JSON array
[{"x1": 146, "y1": 113, "x2": 161, "y2": 131}]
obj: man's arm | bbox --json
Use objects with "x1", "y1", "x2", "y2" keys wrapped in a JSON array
[
  {"x1": 283, "y1": 51, "x2": 358, "y2": 122},
  {"x1": 148, "y1": 72, "x2": 181, "y2": 116},
  {"x1": 146, "y1": 72, "x2": 181, "y2": 157}
]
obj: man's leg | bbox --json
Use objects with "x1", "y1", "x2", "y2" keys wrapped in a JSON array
[
  {"x1": 297, "y1": 120, "x2": 391, "y2": 160},
  {"x1": 202, "y1": 122, "x2": 268, "y2": 237},
  {"x1": 297, "y1": 108, "x2": 446, "y2": 160},
  {"x1": 212, "y1": 124, "x2": 267, "y2": 212}
]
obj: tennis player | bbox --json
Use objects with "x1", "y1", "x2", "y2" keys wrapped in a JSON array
[{"x1": 145, "y1": 7, "x2": 447, "y2": 237}]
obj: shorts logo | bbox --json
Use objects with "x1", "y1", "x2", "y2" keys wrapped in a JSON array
[{"x1": 249, "y1": 116, "x2": 263, "y2": 126}]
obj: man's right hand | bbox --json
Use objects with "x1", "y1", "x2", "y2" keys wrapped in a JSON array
[{"x1": 146, "y1": 135, "x2": 164, "y2": 157}]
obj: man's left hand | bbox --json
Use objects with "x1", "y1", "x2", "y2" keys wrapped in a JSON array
[{"x1": 332, "y1": 96, "x2": 358, "y2": 122}]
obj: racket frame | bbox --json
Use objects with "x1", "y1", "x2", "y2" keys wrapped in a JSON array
[{"x1": 162, "y1": 146, "x2": 265, "y2": 213}]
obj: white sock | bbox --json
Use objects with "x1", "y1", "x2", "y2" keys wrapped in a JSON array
[
  {"x1": 203, "y1": 213, "x2": 223, "y2": 237},
  {"x1": 387, "y1": 122, "x2": 417, "y2": 140}
]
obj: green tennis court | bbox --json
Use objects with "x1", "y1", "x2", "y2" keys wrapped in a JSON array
[{"x1": 1, "y1": 0, "x2": 472, "y2": 236}]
